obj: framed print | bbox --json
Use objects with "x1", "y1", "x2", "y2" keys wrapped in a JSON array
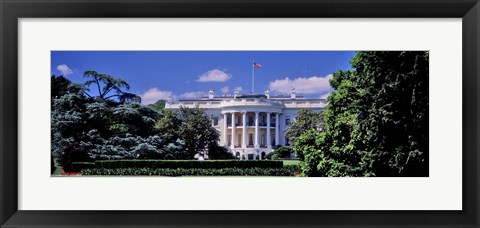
[{"x1": 1, "y1": 0, "x2": 479, "y2": 227}]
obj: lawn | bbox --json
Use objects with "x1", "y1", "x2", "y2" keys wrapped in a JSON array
[{"x1": 282, "y1": 160, "x2": 301, "y2": 166}]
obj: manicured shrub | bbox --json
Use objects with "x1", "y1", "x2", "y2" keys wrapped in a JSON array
[
  {"x1": 275, "y1": 146, "x2": 293, "y2": 158},
  {"x1": 208, "y1": 146, "x2": 236, "y2": 160},
  {"x1": 81, "y1": 167, "x2": 294, "y2": 176},
  {"x1": 264, "y1": 152, "x2": 276, "y2": 160},
  {"x1": 271, "y1": 153, "x2": 280, "y2": 160},
  {"x1": 284, "y1": 164, "x2": 301, "y2": 173},
  {"x1": 71, "y1": 162, "x2": 96, "y2": 172},
  {"x1": 94, "y1": 160, "x2": 283, "y2": 169}
]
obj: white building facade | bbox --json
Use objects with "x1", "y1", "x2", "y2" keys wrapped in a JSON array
[{"x1": 165, "y1": 89, "x2": 326, "y2": 160}]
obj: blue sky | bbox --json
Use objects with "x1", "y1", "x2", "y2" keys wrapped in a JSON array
[{"x1": 51, "y1": 51, "x2": 356, "y2": 104}]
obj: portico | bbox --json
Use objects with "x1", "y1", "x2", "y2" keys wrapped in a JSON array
[{"x1": 222, "y1": 110, "x2": 280, "y2": 159}]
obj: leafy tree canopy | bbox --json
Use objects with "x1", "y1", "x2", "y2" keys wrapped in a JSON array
[
  {"x1": 295, "y1": 51, "x2": 429, "y2": 177},
  {"x1": 51, "y1": 73, "x2": 165, "y2": 169},
  {"x1": 285, "y1": 109, "x2": 323, "y2": 157},
  {"x1": 156, "y1": 107, "x2": 220, "y2": 159},
  {"x1": 148, "y1": 99, "x2": 166, "y2": 111},
  {"x1": 83, "y1": 70, "x2": 141, "y2": 103}
]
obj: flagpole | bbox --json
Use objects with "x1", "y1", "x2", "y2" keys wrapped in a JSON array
[{"x1": 252, "y1": 60, "x2": 255, "y2": 94}]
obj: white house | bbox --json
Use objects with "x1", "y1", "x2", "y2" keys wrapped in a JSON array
[{"x1": 165, "y1": 88, "x2": 326, "y2": 160}]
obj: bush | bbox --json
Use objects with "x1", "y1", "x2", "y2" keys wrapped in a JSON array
[
  {"x1": 71, "y1": 162, "x2": 96, "y2": 172},
  {"x1": 94, "y1": 160, "x2": 283, "y2": 169},
  {"x1": 264, "y1": 152, "x2": 276, "y2": 160},
  {"x1": 271, "y1": 153, "x2": 280, "y2": 160},
  {"x1": 284, "y1": 164, "x2": 301, "y2": 174},
  {"x1": 208, "y1": 146, "x2": 236, "y2": 160},
  {"x1": 81, "y1": 167, "x2": 294, "y2": 176},
  {"x1": 275, "y1": 146, "x2": 293, "y2": 158}
]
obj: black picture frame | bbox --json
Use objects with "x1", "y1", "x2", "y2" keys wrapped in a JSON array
[{"x1": 1, "y1": 0, "x2": 479, "y2": 227}]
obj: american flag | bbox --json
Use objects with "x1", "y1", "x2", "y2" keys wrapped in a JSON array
[{"x1": 253, "y1": 62, "x2": 262, "y2": 69}]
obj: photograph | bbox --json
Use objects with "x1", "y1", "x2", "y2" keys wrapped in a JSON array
[
  {"x1": 2, "y1": 0, "x2": 478, "y2": 226},
  {"x1": 51, "y1": 50, "x2": 429, "y2": 177}
]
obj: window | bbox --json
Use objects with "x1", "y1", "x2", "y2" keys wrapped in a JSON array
[
  {"x1": 213, "y1": 116, "x2": 219, "y2": 126},
  {"x1": 285, "y1": 118, "x2": 291, "y2": 125},
  {"x1": 249, "y1": 134, "x2": 253, "y2": 145},
  {"x1": 248, "y1": 116, "x2": 254, "y2": 126}
]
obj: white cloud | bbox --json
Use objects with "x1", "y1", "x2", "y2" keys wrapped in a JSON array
[
  {"x1": 320, "y1": 92, "x2": 331, "y2": 99},
  {"x1": 268, "y1": 74, "x2": 333, "y2": 94},
  {"x1": 57, "y1": 64, "x2": 73, "y2": 75},
  {"x1": 140, "y1": 88, "x2": 172, "y2": 105},
  {"x1": 197, "y1": 69, "x2": 232, "y2": 82},
  {"x1": 234, "y1": 86, "x2": 243, "y2": 92},
  {"x1": 220, "y1": 86, "x2": 229, "y2": 94},
  {"x1": 180, "y1": 91, "x2": 205, "y2": 99}
]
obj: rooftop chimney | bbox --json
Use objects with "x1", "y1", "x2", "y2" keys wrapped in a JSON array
[
  {"x1": 208, "y1": 89, "x2": 214, "y2": 99},
  {"x1": 265, "y1": 89, "x2": 270, "y2": 99},
  {"x1": 290, "y1": 88, "x2": 296, "y2": 99}
]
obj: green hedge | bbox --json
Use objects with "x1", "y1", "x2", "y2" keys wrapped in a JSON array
[
  {"x1": 283, "y1": 164, "x2": 301, "y2": 174},
  {"x1": 71, "y1": 162, "x2": 96, "y2": 172},
  {"x1": 81, "y1": 167, "x2": 294, "y2": 176},
  {"x1": 94, "y1": 160, "x2": 283, "y2": 169}
]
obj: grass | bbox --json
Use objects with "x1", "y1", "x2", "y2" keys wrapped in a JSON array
[{"x1": 282, "y1": 160, "x2": 301, "y2": 166}]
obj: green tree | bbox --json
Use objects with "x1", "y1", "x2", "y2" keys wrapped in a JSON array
[
  {"x1": 296, "y1": 51, "x2": 429, "y2": 177},
  {"x1": 178, "y1": 107, "x2": 220, "y2": 158},
  {"x1": 156, "y1": 107, "x2": 220, "y2": 159},
  {"x1": 148, "y1": 99, "x2": 166, "y2": 111},
  {"x1": 155, "y1": 109, "x2": 182, "y2": 143},
  {"x1": 51, "y1": 73, "x2": 165, "y2": 170},
  {"x1": 83, "y1": 70, "x2": 141, "y2": 103},
  {"x1": 284, "y1": 109, "x2": 323, "y2": 159}
]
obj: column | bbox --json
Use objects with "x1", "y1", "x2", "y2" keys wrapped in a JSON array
[
  {"x1": 267, "y1": 112, "x2": 271, "y2": 149},
  {"x1": 242, "y1": 112, "x2": 247, "y2": 148},
  {"x1": 255, "y1": 112, "x2": 259, "y2": 148},
  {"x1": 223, "y1": 113, "x2": 228, "y2": 146},
  {"x1": 231, "y1": 112, "x2": 236, "y2": 149},
  {"x1": 275, "y1": 113, "x2": 280, "y2": 146}
]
